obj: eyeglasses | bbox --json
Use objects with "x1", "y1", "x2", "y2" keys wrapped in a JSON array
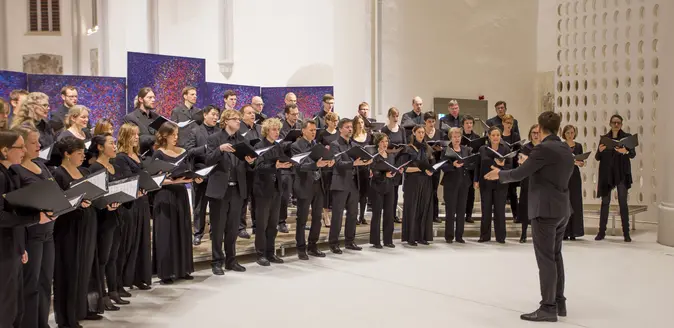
[{"x1": 610, "y1": 121, "x2": 622, "y2": 125}]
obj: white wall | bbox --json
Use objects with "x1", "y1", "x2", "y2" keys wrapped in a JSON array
[
  {"x1": 381, "y1": 0, "x2": 539, "y2": 130},
  {"x1": 537, "y1": 0, "x2": 559, "y2": 73},
  {"x1": 78, "y1": 0, "x2": 101, "y2": 75}
]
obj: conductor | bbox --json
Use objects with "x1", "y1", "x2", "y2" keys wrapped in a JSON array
[{"x1": 484, "y1": 111, "x2": 574, "y2": 322}]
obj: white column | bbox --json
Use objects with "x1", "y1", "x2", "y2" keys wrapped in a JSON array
[
  {"x1": 657, "y1": 0, "x2": 674, "y2": 247},
  {"x1": 99, "y1": 0, "x2": 109, "y2": 76},
  {"x1": 218, "y1": 0, "x2": 234, "y2": 78},
  {"x1": 71, "y1": 0, "x2": 82, "y2": 74},
  {"x1": 0, "y1": 0, "x2": 7, "y2": 69},
  {"x1": 147, "y1": 0, "x2": 159, "y2": 53}
]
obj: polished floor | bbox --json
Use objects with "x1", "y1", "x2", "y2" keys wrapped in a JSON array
[{"x1": 61, "y1": 229, "x2": 673, "y2": 328}]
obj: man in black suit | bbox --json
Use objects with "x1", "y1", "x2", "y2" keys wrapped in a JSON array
[
  {"x1": 123, "y1": 87, "x2": 160, "y2": 155},
  {"x1": 328, "y1": 118, "x2": 372, "y2": 254},
  {"x1": 291, "y1": 119, "x2": 334, "y2": 260},
  {"x1": 439, "y1": 99, "x2": 462, "y2": 132},
  {"x1": 314, "y1": 94, "x2": 334, "y2": 129},
  {"x1": 485, "y1": 111, "x2": 573, "y2": 322},
  {"x1": 277, "y1": 104, "x2": 302, "y2": 233},
  {"x1": 237, "y1": 104, "x2": 262, "y2": 239},
  {"x1": 171, "y1": 86, "x2": 202, "y2": 147},
  {"x1": 205, "y1": 109, "x2": 255, "y2": 275},
  {"x1": 185, "y1": 105, "x2": 220, "y2": 246},
  {"x1": 401, "y1": 96, "x2": 424, "y2": 137},
  {"x1": 485, "y1": 100, "x2": 520, "y2": 135}
]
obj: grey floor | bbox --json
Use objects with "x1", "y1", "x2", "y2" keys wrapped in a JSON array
[{"x1": 64, "y1": 229, "x2": 674, "y2": 328}]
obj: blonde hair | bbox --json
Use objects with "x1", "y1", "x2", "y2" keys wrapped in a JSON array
[
  {"x1": 325, "y1": 112, "x2": 338, "y2": 122},
  {"x1": 261, "y1": 118, "x2": 282, "y2": 138},
  {"x1": 219, "y1": 109, "x2": 241, "y2": 129},
  {"x1": 502, "y1": 114, "x2": 514, "y2": 123},
  {"x1": 449, "y1": 127, "x2": 462, "y2": 137},
  {"x1": 117, "y1": 123, "x2": 140, "y2": 155},
  {"x1": 10, "y1": 92, "x2": 49, "y2": 129},
  {"x1": 64, "y1": 105, "x2": 90, "y2": 128}
]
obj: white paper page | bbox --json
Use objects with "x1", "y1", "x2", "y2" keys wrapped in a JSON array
[
  {"x1": 486, "y1": 147, "x2": 503, "y2": 158},
  {"x1": 177, "y1": 120, "x2": 195, "y2": 128},
  {"x1": 255, "y1": 145, "x2": 275, "y2": 155},
  {"x1": 152, "y1": 174, "x2": 166, "y2": 186},
  {"x1": 107, "y1": 179, "x2": 139, "y2": 198},
  {"x1": 39, "y1": 146, "x2": 52, "y2": 160},
  {"x1": 85, "y1": 141, "x2": 92, "y2": 149},
  {"x1": 68, "y1": 194, "x2": 84, "y2": 207},
  {"x1": 433, "y1": 160, "x2": 448, "y2": 171},
  {"x1": 195, "y1": 165, "x2": 216, "y2": 177},
  {"x1": 291, "y1": 152, "x2": 311, "y2": 163},
  {"x1": 86, "y1": 170, "x2": 108, "y2": 190}
]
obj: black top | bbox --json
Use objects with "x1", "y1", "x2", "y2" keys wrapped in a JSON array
[
  {"x1": 89, "y1": 161, "x2": 125, "y2": 182},
  {"x1": 381, "y1": 125, "x2": 407, "y2": 146},
  {"x1": 0, "y1": 165, "x2": 39, "y2": 260},
  {"x1": 123, "y1": 108, "x2": 161, "y2": 155},
  {"x1": 11, "y1": 160, "x2": 54, "y2": 233},
  {"x1": 317, "y1": 129, "x2": 339, "y2": 146},
  {"x1": 474, "y1": 143, "x2": 512, "y2": 189},
  {"x1": 486, "y1": 115, "x2": 520, "y2": 135},
  {"x1": 595, "y1": 130, "x2": 636, "y2": 197},
  {"x1": 439, "y1": 114, "x2": 462, "y2": 131}
]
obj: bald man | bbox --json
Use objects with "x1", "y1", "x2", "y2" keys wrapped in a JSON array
[
  {"x1": 401, "y1": 96, "x2": 425, "y2": 136},
  {"x1": 276, "y1": 92, "x2": 299, "y2": 120}
]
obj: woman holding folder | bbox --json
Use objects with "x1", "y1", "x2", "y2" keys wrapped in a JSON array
[
  {"x1": 381, "y1": 107, "x2": 406, "y2": 224},
  {"x1": 595, "y1": 114, "x2": 636, "y2": 242},
  {"x1": 151, "y1": 122, "x2": 202, "y2": 283},
  {"x1": 115, "y1": 123, "x2": 153, "y2": 290},
  {"x1": 0, "y1": 130, "x2": 52, "y2": 328},
  {"x1": 501, "y1": 114, "x2": 521, "y2": 223},
  {"x1": 317, "y1": 112, "x2": 339, "y2": 226},
  {"x1": 88, "y1": 134, "x2": 126, "y2": 309},
  {"x1": 475, "y1": 126, "x2": 512, "y2": 243},
  {"x1": 517, "y1": 124, "x2": 541, "y2": 243},
  {"x1": 441, "y1": 127, "x2": 475, "y2": 243},
  {"x1": 51, "y1": 136, "x2": 103, "y2": 326},
  {"x1": 351, "y1": 115, "x2": 372, "y2": 225},
  {"x1": 562, "y1": 125, "x2": 585, "y2": 240},
  {"x1": 369, "y1": 133, "x2": 399, "y2": 248},
  {"x1": 401, "y1": 125, "x2": 435, "y2": 246}
]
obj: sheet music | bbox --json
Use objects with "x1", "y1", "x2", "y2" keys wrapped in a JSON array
[
  {"x1": 487, "y1": 147, "x2": 503, "y2": 157},
  {"x1": 291, "y1": 151, "x2": 311, "y2": 163},
  {"x1": 85, "y1": 140, "x2": 92, "y2": 149},
  {"x1": 152, "y1": 174, "x2": 167, "y2": 186},
  {"x1": 255, "y1": 145, "x2": 275, "y2": 155},
  {"x1": 86, "y1": 170, "x2": 108, "y2": 190},
  {"x1": 195, "y1": 165, "x2": 216, "y2": 177},
  {"x1": 177, "y1": 120, "x2": 194, "y2": 128},
  {"x1": 141, "y1": 149, "x2": 150, "y2": 157},
  {"x1": 173, "y1": 155, "x2": 186, "y2": 166},
  {"x1": 433, "y1": 160, "x2": 448, "y2": 171},
  {"x1": 39, "y1": 146, "x2": 52, "y2": 160},
  {"x1": 68, "y1": 194, "x2": 84, "y2": 207},
  {"x1": 107, "y1": 179, "x2": 139, "y2": 198}
]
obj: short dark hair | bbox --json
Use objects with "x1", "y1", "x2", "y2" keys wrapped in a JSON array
[
  {"x1": 494, "y1": 100, "x2": 507, "y2": 108},
  {"x1": 60, "y1": 85, "x2": 77, "y2": 96},
  {"x1": 423, "y1": 112, "x2": 436, "y2": 121},
  {"x1": 462, "y1": 114, "x2": 475, "y2": 125},
  {"x1": 537, "y1": 111, "x2": 562, "y2": 135},
  {"x1": 284, "y1": 104, "x2": 298, "y2": 114},
  {"x1": 223, "y1": 90, "x2": 237, "y2": 100},
  {"x1": 302, "y1": 119, "x2": 316, "y2": 129},
  {"x1": 337, "y1": 118, "x2": 352, "y2": 129},
  {"x1": 610, "y1": 114, "x2": 623, "y2": 123},
  {"x1": 56, "y1": 136, "x2": 86, "y2": 158},
  {"x1": 487, "y1": 125, "x2": 502, "y2": 135},
  {"x1": 203, "y1": 105, "x2": 220, "y2": 116}
]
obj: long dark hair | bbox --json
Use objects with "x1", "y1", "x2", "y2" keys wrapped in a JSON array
[
  {"x1": 154, "y1": 122, "x2": 178, "y2": 150},
  {"x1": 88, "y1": 134, "x2": 111, "y2": 158}
]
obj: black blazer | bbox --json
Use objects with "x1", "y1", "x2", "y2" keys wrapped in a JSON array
[
  {"x1": 498, "y1": 135, "x2": 574, "y2": 219},
  {"x1": 330, "y1": 136, "x2": 358, "y2": 192},
  {"x1": 441, "y1": 145, "x2": 474, "y2": 188},
  {"x1": 123, "y1": 108, "x2": 161, "y2": 155},
  {"x1": 171, "y1": 103, "x2": 201, "y2": 148},
  {"x1": 185, "y1": 124, "x2": 220, "y2": 170},
  {"x1": 239, "y1": 121, "x2": 262, "y2": 143},
  {"x1": 0, "y1": 165, "x2": 39, "y2": 261},
  {"x1": 280, "y1": 119, "x2": 302, "y2": 139},
  {"x1": 486, "y1": 115, "x2": 520, "y2": 135},
  {"x1": 369, "y1": 153, "x2": 396, "y2": 194},
  {"x1": 252, "y1": 138, "x2": 283, "y2": 197},
  {"x1": 291, "y1": 137, "x2": 324, "y2": 199},
  {"x1": 205, "y1": 130, "x2": 249, "y2": 199},
  {"x1": 474, "y1": 143, "x2": 512, "y2": 190}
]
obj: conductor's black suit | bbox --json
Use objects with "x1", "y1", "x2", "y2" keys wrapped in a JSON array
[{"x1": 497, "y1": 134, "x2": 574, "y2": 315}]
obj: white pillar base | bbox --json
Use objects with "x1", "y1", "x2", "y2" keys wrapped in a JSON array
[{"x1": 657, "y1": 203, "x2": 674, "y2": 247}]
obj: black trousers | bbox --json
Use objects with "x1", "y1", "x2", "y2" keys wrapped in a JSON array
[
  {"x1": 22, "y1": 230, "x2": 54, "y2": 328},
  {"x1": 296, "y1": 181, "x2": 324, "y2": 249},
  {"x1": 192, "y1": 181, "x2": 209, "y2": 238},
  {"x1": 98, "y1": 224, "x2": 121, "y2": 293},
  {"x1": 369, "y1": 188, "x2": 395, "y2": 245},
  {"x1": 431, "y1": 173, "x2": 440, "y2": 220},
  {"x1": 531, "y1": 216, "x2": 568, "y2": 312},
  {"x1": 0, "y1": 254, "x2": 22, "y2": 328},
  {"x1": 465, "y1": 182, "x2": 475, "y2": 220},
  {"x1": 329, "y1": 189, "x2": 358, "y2": 245},
  {"x1": 209, "y1": 187, "x2": 242, "y2": 266},
  {"x1": 507, "y1": 183, "x2": 519, "y2": 221},
  {"x1": 599, "y1": 182, "x2": 630, "y2": 234},
  {"x1": 279, "y1": 174, "x2": 293, "y2": 225},
  {"x1": 239, "y1": 173, "x2": 255, "y2": 230},
  {"x1": 444, "y1": 183, "x2": 469, "y2": 241},
  {"x1": 254, "y1": 191, "x2": 280, "y2": 255},
  {"x1": 479, "y1": 187, "x2": 507, "y2": 242}
]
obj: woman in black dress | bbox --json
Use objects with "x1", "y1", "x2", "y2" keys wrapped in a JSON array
[
  {"x1": 517, "y1": 124, "x2": 541, "y2": 243},
  {"x1": 51, "y1": 136, "x2": 103, "y2": 327},
  {"x1": 562, "y1": 125, "x2": 585, "y2": 240},
  {"x1": 381, "y1": 107, "x2": 406, "y2": 224},
  {"x1": 474, "y1": 126, "x2": 512, "y2": 243},
  {"x1": 56, "y1": 105, "x2": 92, "y2": 141},
  {"x1": 595, "y1": 114, "x2": 636, "y2": 242},
  {"x1": 12, "y1": 125, "x2": 57, "y2": 328},
  {"x1": 423, "y1": 112, "x2": 446, "y2": 223},
  {"x1": 441, "y1": 127, "x2": 474, "y2": 243},
  {"x1": 115, "y1": 123, "x2": 152, "y2": 290},
  {"x1": 369, "y1": 133, "x2": 399, "y2": 248},
  {"x1": 401, "y1": 125, "x2": 435, "y2": 246},
  {"x1": 351, "y1": 115, "x2": 372, "y2": 225},
  {"x1": 151, "y1": 122, "x2": 201, "y2": 284},
  {"x1": 501, "y1": 114, "x2": 521, "y2": 223},
  {"x1": 317, "y1": 111, "x2": 339, "y2": 227},
  {"x1": 88, "y1": 134, "x2": 126, "y2": 309},
  {"x1": 0, "y1": 130, "x2": 51, "y2": 328}
]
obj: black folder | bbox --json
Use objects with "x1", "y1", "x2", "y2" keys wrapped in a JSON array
[
  {"x1": 233, "y1": 142, "x2": 260, "y2": 161},
  {"x1": 487, "y1": 147, "x2": 518, "y2": 159},
  {"x1": 143, "y1": 159, "x2": 179, "y2": 175},
  {"x1": 427, "y1": 140, "x2": 450, "y2": 147},
  {"x1": 373, "y1": 160, "x2": 412, "y2": 173},
  {"x1": 368, "y1": 122, "x2": 386, "y2": 132},
  {"x1": 149, "y1": 116, "x2": 194, "y2": 131},
  {"x1": 416, "y1": 160, "x2": 449, "y2": 172},
  {"x1": 255, "y1": 112, "x2": 267, "y2": 124},
  {"x1": 3, "y1": 179, "x2": 83, "y2": 216},
  {"x1": 445, "y1": 149, "x2": 479, "y2": 165},
  {"x1": 600, "y1": 134, "x2": 639, "y2": 149},
  {"x1": 308, "y1": 144, "x2": 332, "y2": 162},
  {"x1": 93, "y1": 176, "x2": 140, "y2": 209},
  {"x1": 65, "y1": 180, "x2": 107, "y2": 201},
  {"x1": 138, "y1": 171, "x2": 166, "y2": 192},
  {"x1": 170, "y1": 165, "x2": 216, "y2": 180},
  {"x1": 574, "y1": 152, "x2": 592, "y2": 161},
  {"x1": 337, "y1": 146, "x2": 376, "y2": 161},
  {"x1": 280, "y1": 129, "x2": 302, "y2": 143},
  {"x1": 463, "y1": 136, "x2": 487, "y2": 150},
  {"x1": 504, "y1": 139, "x2": 526, "y2": 148}
]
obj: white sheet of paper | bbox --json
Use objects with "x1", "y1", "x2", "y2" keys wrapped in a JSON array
[
  {"x1": 152, "y1": 174, "x2": 166, "y2": 186},
  {"x1": 86, "y1": 170, "x2": 108, "y2": 190},
  {"x1": 433, "y1": 160, "x2": 448, "y2": 171},
  {"x1": 487, "y1": 147, "x2": 503, "y2": 158},
  {"x1": 195, "y1": 165, "x2": 216, "y2": 177},
  {"x1": 177, "y1": 120, "x2": 194, "y2": 128},
  {"x1": 106, "y1": 178, "x2": 139, "y2": 198},
  {"x1": 291, "y1": 152, "x2": 311, "y2": 163},
  {"x1": 255, "y1": 145, "x2": 275, "y2": 155},
  {"x1": 68, "y1": 194, "x2": 84, "y2": 207},
  {"x1": 38, "y1": 147, "x2": 52, "y2": 160},
  {"x1": 84, "y1": 140, "x2": 92, "y2": 149}
]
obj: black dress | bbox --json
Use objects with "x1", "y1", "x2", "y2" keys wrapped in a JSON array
[
  {"x1": 425, "y1": 128, "x2": 446, "y2": 222},
  {"x1": 52, "y1": 166, "x2": 102, "y2": 327},
  {"x1": 114, "y1": 152, "x2": 153, "y2": 287},
  {"x1": 401, "y1": 141, "x2": 435, "y2": 244},
  {"x1": 317, "y1": 129, "x2": 339, "y2": 210},
  {"x1": 382, "y1": 125, "x2": 407, "y2": 222},
  {"x1": 351, "y1": 133, "x2": 372, "y2": 223},
  {"x1": 151, "y1": 150, "x2": 194, "y2": 281},
  {"x1": 566, "y1": 142, "x2": 585, "y2": 238},
  {"x1": 501, "y1": 132, "x2": 521, "y2": 222}
]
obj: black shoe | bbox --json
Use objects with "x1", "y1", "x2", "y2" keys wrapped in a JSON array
[
  {"x1": 103, "y1": 296, "x2": 120, "y2": 311},
  {"x1": 268, "y1": 254, "x2": 284, "y2": 264},
  {"x1": 238, "y1": 230, "x2": 251, "y2": 239},
  {"x1": 193, "y1": 235, "x2": 202, "y2": 246},
  {"x1": 118, "y1": 287, "x2": 132, "y2": 298},
  {"x1": 298, "y1": 251, "x2": 309, "y2": 260},
  {"x1": 345, "y1": 243, "x2": 362, "y2": 251},
  {"x1": 373, "y1": 243, "x2": 383, "y2": 249},
  {"x1": 433, "y1": 218, "x2": 442, "y2": 223},
  {"x1": 330, "y1": 245, "x2": 342, "y2": 254},
  {"x1": 496, "y1": 240, "x2": 506, "y2": 244},
  {"x1": 180, "y1": 274, "x2": 194, "y2": 280},
  {"x1": 595, "y1": 233, "x2": 605, "y2": 241},
  {"x1": 211, "y1": 264, "x2": 224, "y2": 276},
  {"x1": 466, "y1": 218, "x2": 475, "y2": 223},
  {"x1": 359, "y1": 217, "x2": 368, "y2": 225},
  {"x1": 520, "y1": 309, "x2": 557, "y2": 322},
  {"x1": 160, "y1": 278, "x2": 174, "y2": 285},
  {"x1": 563, "y1": 236, "x2": 569, "y2": 240},
  {"x1": 109, "y1": 291, "x2": 130, "y2": 305},
  {"x1": 278, "y1": 223, "x2": 289, "y2": 233},
  {"x1": 225, "y1": 262, "x2": 247, "y2": 272},
  {"x1": 455, "y1": 238, "x2": 465, "y2": 244},
  {"x1": 308, "y1": 247, "x2": 326, "y2": 257},
  {"x1": 407, "y1": 241, "x2": 418, "y2": 246},
  {"x1": 519, "y1": 237, "x2": 527, "y2": 243},
  {"x1": 133, "y1": 282, "x2": 151, "y2": 290},
  {"x1": 445, "y1": 239, "x2": 453, "y2": 244},
  {"x1": 256, "y1": 257, "x2": 270, "y2": 266},
  {"x1": 624, "y1": 233, "x2": 632, "y2": 242},
  {"x1": 557, "y1": 301, "x2": 567, "y2": 317},
  {"x1": 84, "y1": 312, "x2": 103, "y2": 320},
  {"x1": 418, "y1": 240, "x2": 429, "y2": 245},
  {"x1": 384, "y1": 243, "x2": 395, "y2": 248},
  {"x1": 477, "y1": 238, "x2": 489, "y2": 243},
  {"x1": 570, "y1": 236, "x2": 576, "y2": 241}
]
